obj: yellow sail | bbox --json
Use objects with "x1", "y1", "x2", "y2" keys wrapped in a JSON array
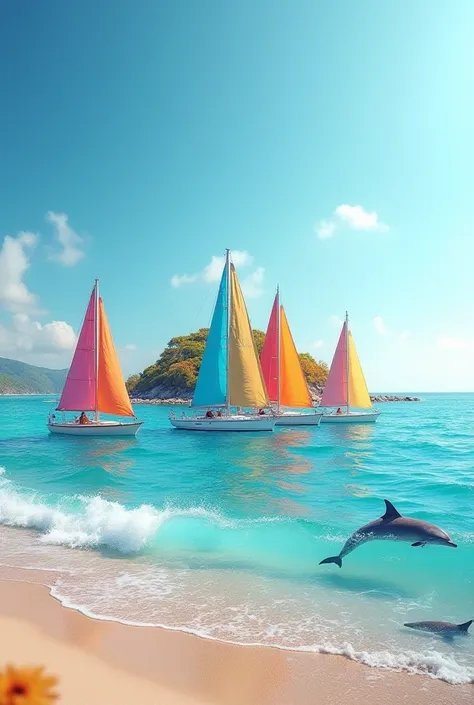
[
  {"x1": 97, "y1": 299, "x2": 134, "y2": 417},
  {"x1": 279, "y1": 307, "x2": 313, "y2": 408},
  {"x1": 347, "y1": 332, "x2": 372, "y2": 409},
  {"x1": 228, "y1": 265, "x2": 269, "y2": 408}
]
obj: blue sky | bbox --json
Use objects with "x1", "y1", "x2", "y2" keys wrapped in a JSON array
[{"x1": 0, "y1": 0, "x2": 473, "y2": 391}]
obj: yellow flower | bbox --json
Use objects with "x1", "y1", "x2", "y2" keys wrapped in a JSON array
[{"x1": 0, "y1": 665, "x2": 59, "y2": 705}]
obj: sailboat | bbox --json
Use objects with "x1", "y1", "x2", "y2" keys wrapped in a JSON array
[
  {"x1": 47, "y1": 280, "x2": 143, "y2": 436},
  {"x1": 318, "y1": 312, "x2": 379, "y2": 423},
  {"x1": 260, "y1": 288, "x2": 322, "y2": 426},
  {"x1": 169, "y1": 251, "x2": 276, "y2": 431}
]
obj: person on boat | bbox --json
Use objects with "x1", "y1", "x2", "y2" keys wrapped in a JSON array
[
  {"x1": 258, "y1": 408, "x2": 265, "y2": 415},
  {"x1": 216, "y1": 409, "x2": 222, "y2": 417},
  {"x1": 79, "y1": 412, "x2": 91, "y2": 424},
  {"x1": 205, "y1": 409, "x2": 214, "y2": 418},
  {"x1": 336, "y1": 407, "x2": 342, "y2": 415}
]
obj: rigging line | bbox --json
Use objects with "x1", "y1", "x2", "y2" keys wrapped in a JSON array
[{"x1": 190, "y1": 285, "x2": 214, "y2": 330}]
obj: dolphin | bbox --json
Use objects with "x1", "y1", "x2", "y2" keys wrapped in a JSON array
[
  {"x1": 404, "y1": 620, "x2": 472, "y2": 636},
  {"x1": 319, "y1": 500, "x2": 457, "y2": 568}
]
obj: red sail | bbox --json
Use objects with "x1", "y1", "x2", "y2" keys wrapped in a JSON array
[
  {"x1": 57, "y1": 286, "x2": 97, "y2": 411},
  {"x1": 260, "y1": 292, "x2": 279, "y2": 403},
  {"x1": 320, "y1": 322, "x2": 348, "y2": 407}
]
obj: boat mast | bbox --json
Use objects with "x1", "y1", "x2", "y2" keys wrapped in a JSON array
[
  {"x1": 345, "y1": 311, "x2": 349, "y2": 415},
  {"x1": 225, "y1": 249, "x2": 231, "y2": 415},
  {"x1": 276, "y1": 285, "x2": 281, "y2": 413},
  {"x1": 94, "y1": 279, "x2": 100, "y2": 422}
]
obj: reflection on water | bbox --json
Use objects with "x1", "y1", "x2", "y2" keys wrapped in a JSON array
[
  {"x1": 215, "y1": 431, "x2": 318, "y2": 519},
  {"x1": 84, "y1": 439, "x2": 137, "y2": 476},
  {"x1": 323, "y1": 423, "x2": 376, "y2": 475},
  {"x1": 222, "y1": 423, "x2": 382, "y2": 515},
  {"x1": 271, "y1": 429, "x2": 313, "y2": 448},
  {"x1": 42, "y1": 436, "x2": 138, "y2": 504},
  {"x1": 325, "y1": 422, "x2": 376, "y2": 444}
]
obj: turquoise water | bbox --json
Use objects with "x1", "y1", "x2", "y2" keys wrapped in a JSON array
[{"x1": 0, "y1": 395, "x2": 473, "y2": 683}]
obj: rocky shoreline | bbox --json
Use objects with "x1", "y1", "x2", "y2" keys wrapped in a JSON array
[
  {"x1": 131, "y1": 394, "x2": 421, "y2": 406},
  {"x1": 370, "y1": 395, "x2": 420, "y2": 403}
]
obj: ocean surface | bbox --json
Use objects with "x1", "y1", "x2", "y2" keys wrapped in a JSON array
[{"x1": 0, "y1": 395, "x2": 473, "y2": 684}]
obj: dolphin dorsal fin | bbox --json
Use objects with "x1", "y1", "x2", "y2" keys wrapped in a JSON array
[
  {"x1": 382, "y1": 500, "x2": 402, "y2": 521},
  {"x1": 457, "y1": 620, "x2": 473, "y2": 633}
]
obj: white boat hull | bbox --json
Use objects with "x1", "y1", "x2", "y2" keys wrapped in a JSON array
[
  {"x1": 48, "y1": 421, "x2": 143, "y2": 436},
  {"x1": 169, "y1": 415, "x2": 276, "y2": 432},
  {"x1": 275, "y1": 411, "x2": 322, "y2": 426},
  {"x1": 320, "y1": 411, "x2": 379, "y2": 424}
]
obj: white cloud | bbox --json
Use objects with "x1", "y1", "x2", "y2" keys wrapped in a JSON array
[
  {"x1": 47, "y1": 211, "x2": 85, "y2": 266},
  {"x1": 241, "y1": 266, "x2": 264, "y2": 299},
  {"x1": 373, "y1": 316, "x2": 388, "y2": 336},
  {"x1": 10, "y1": 313, "x2": 76, "y2": 352},
  {"x1": 315, "y1": 204, "x2": 389, "y2": 240},
  {"x1": 437, "y1": 336, "x2": 474, "y2": 351},
  {"x1": 203, "y1": 250, "x2": 253, "y2": 283},
  {"x1": 171, "y1": 273, "x2": 198, "y2": 288},
  {"x1": 312, "y1": 339, "x2": 324, "y2": 349},
  {"x1": 230, "y1": 250, "x2": 253, "y2": 267},
  {"x1": 200, "y1": 257, "x2": 223, "y2": 284},
  {"x1": 335, "y1": 204, "x2": 389, "y2": 232},
  {"x1": 315, "y1": 220, "x2": 336, "y2": 240},
  {"x1": 171, "y1": 250, "x2": 263, "y2": 297},
  {"x1": 0, "y1": 313, "x2": 76, "y2": 366},
  {"x1": 0, "y1": 232, "x2": 38, "y2": 310},
  {"x1": 0, "y1": 225, "x2": 78, "y2": 365},
  {"x1": 124, "y1": 343, "x2": 137, "y2": 351}
]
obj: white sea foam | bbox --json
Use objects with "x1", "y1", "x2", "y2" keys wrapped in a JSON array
[
  {"x1": 47, "y1": 582, "x2": 474, "y2": 685},
  {"x1": 0, "y1": 487, "x2": 213, "y2": 552},
  {"x1": 315, "y1": 642, "x2": 474, "y2": 685},
  {"x1": 0, "y1": 472, "x2": 281, "y2": 553}
]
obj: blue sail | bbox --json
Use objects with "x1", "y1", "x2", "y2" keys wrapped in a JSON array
[{"x1": 192, "y1": 263, "x2": 228, "y2": 407}]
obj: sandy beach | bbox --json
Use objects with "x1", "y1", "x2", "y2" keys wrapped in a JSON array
[{"x1": 0, "y1": 570, "x2": 470, "y2": 705}]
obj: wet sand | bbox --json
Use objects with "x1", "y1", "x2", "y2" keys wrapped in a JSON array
[{"x1": 0, "y1": 573, "x2": 470, "y2": 705}]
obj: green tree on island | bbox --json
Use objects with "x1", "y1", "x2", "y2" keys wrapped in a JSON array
[
  {"x1": 128, "y1": 329, "x2": 328, "y2": 397},
  {"x1": 125, "y1": 374, "x2": 140, "y2": 393}
]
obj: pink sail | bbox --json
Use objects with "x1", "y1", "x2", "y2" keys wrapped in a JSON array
[
  {"x1": 57, "y1": 287, "x2": 97, "y2": 411},
  {"x1": 320, "y1": 322, "x2": 348, "y2": 407},
  {"x1": 260, "y1": 292, "x2": 279, "y2": 403}
]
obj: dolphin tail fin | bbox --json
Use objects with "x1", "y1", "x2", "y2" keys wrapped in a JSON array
[
  {"x1": 319, "y1": 555, "x2": 343, "y2": 568},
  {"x1": 457, "y1": 620, "x2": 473, "y2": 633}
]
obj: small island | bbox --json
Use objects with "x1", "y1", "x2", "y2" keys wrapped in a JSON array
[{"x1": 127, "y1": 329, "x2": 420, "y2": 405}]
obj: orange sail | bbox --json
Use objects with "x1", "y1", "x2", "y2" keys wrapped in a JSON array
[
  {"x1": 97, "y1": 299, "x2": 134, "y2": 417},
  {"x1": 279, "y1": 307, "x2": 313, "y2": 408},
  {"x1": 261, "y1": 290, "x2": 313, "y2": 409}
]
